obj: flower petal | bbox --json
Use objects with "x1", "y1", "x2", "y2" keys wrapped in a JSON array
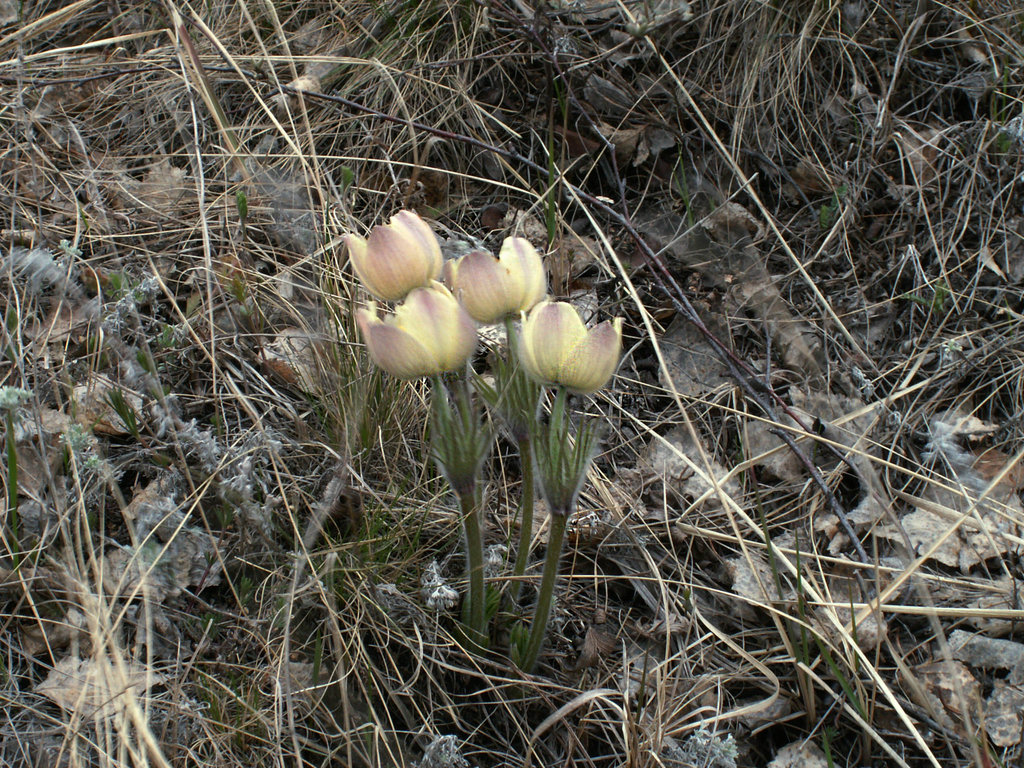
[
  {"x1": 356, "y1": 306, "x2": 434, "y2": 379},
  {"x1": 557, "y1": 318, "x2": 623, "y2": 394},
  {"x1": 391, "y1": 283, "x2": 478, "y2": 374},
  {"x1": 498, "y1": 238, "x2": 546, "y2": 312},
  {"x1": 347, "y1": 211, "x2": 443, "y2": 300},
  {"x1": 449, "y1": 250, "x2": 513, "y2": 323},
  {"x1": 391, "y1": 210, "x2": 443, "y2": 275},
  {"x1": 520, "y1": 301, "x2": 587, "y2": 384}
]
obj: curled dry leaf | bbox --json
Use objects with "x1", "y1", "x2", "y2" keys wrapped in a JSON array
[
  {"x1": 261, "y1": 327, "x2": 322, "y2": 394},
  {"x1": 949, "y1": 629, "x2": 1024, "y2": 683},
  {"x1": 726, "y1": 552, "x2": 788, "y2": 616},
  {"x1": 73, "y1": 373, "x2": 145, "y2": 437},
  {"x1": 895, "y1": 124, "x2": 948, "y2": 187},
  {"x1": 658, "y1": 311, "x2": 731, "y2": 400},
  {"x1": 767, "y1": 741, "x2": 828, "y2": 768},
  {"x1": 36, "y1": 656, "x2": 162, "y2": 721},
  {"x1": 907, "y1": 660, "x2": 980, "y2": 731},
  {"x1": 983, "y1": 681, "x2": 1024, "y2": 747}
]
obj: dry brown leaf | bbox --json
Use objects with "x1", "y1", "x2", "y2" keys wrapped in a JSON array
[
  {"x1": 895, "y1": 124, "x2": 947, "y2": 187},
  {"x1": 73, "y1": 373, "x2": 144, "y2": 437},
  {"x1": 658, "y1": 310, "x2": 731, "y2": 399},
  {"x1": 949, "y1": 629, "x2": 1024, "y2": 683},
  {"x1": 768, "y1": 740, "x2": 828, "y2": 768},
  {"x1": 261, "y1": 327, "x2": 322, "y2": 394},
  {"x1": 726, "y1": 552, "x2": 787, "y2": 608},
  {"x1": 913, "y1": 660, "x2": 981, "y2": 721},
  {"x1": 102, "y1": 525, "x2": 222, "y2": 603},
  {"x1": 36, "y1": 656, "x2": 161, "y2": 720},
  {"x1": 789, "y1": 157, "x2": 836, "y2": 195},
  {"x1": 983, "y1": 681, "x2": 1024, "y2": 747}
]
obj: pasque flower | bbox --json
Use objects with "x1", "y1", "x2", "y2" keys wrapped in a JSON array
[
  {"x1": 346, "y1": 210, "x2": 443, "y2": 301},
  {"x1": 518, "y1": 301, "x2": 622, "y2": 394},
  {"x1": 444, "y1": 237, "x2": 547, "y2": 324},
  {"x1": 356, "y1": 282, "x2": 477, "y2": 378}
]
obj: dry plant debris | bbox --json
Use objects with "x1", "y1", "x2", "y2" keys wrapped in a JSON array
[{"x1": 1, "y1": 0, "x2": 1023, "y2": 766}]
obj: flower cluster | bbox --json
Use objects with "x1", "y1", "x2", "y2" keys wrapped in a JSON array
[
  {"x1": 348, "y1": 210, "x2": 621, "y2": 391},
  {"x1": 345, "y1": 209, "x2": 623, "y2": 669}
]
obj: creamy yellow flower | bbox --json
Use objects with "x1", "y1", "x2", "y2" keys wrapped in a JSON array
[
  {"x1": 346, "y1": 210, "x2": 443, "y2": 301},
  {"x1": 518, "y1": 301, "x2": 622, "y2": 394},
  {"x1": 444, "y1": 237, "x2": 547, "y2": 324},
  {"x1": 356, "y1": 282, "x2": 478, "y2": 379}
]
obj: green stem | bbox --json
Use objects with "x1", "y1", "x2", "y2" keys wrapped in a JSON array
[
  {"x1": 520, "y1": 509, "x2": 568, "y2": 673},
  {"x1": 510, "y1": 435, "x2": 534, "y2": 602},
  {"x1": 459, "y1": 487, "x2": 487, "y2": 646},
  {"x1": 551, "y1": 386, "x2": 568, "y2": 443}
]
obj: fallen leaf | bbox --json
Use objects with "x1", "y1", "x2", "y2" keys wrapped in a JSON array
[
  {"x1": 789, "y1": 157, "x2": 836, "y2": 195},
  {"x1": 949, "y1": 630, "x2": 1024, "y2": 683},
  {"x1": 658, "y1": 310, "x2": 731, "y2": 399},
  {"x1": 768, "y1": 740, "x2": 828, "y2": 768},
  {"x1": 911, "y1": 660, "x2": 980, "y2": 727},
  {"x1": 726, "y1": 552, "x2": 787, "y2": 608},
  {"x1": 983, "y1": 681, "x2": 1024, "y2": 747},
  {"x1": 261, "y1": 327, "x2": 322, "y2": 394},
  {"x1": 73, "y1": 373, "x2": 144, "y2": 437},
  {"x1": 36, "y1": 656, "x2": 161, "y2": 720},
  {"x1": 895, "y1": 124, "x2": 947, "y2": 187}
]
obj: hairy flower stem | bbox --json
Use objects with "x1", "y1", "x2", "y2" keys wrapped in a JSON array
[
  {"x1": 504, "y1": 316, "x2": 538, "y2": 604},
  {"x1": 510, "y1": 435, "x2": 534, "y2": 603},
  {"x1": 458, "y1": 487, "x2": 487, "y2": 646},
  {"x1": 520, "y1": 508, "x2": 568, "y2": 673},
  {"x1": 430, "y1": 375, "x2": 491, "y2": 650}
]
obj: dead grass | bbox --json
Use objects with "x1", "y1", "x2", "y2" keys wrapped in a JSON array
[{"x1": 1, "y1": 0, "x2": 1023, "y2": 766}]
